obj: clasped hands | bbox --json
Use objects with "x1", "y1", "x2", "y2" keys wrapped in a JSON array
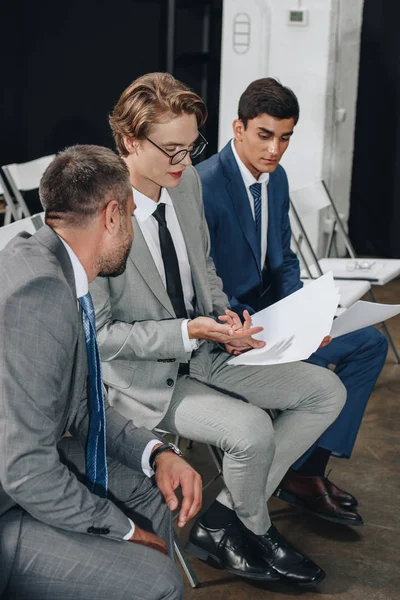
[{"x1": 187, "y1": 309, "x2": 332, "y2": 356}]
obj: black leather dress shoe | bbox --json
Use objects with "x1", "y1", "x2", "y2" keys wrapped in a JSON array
[
  {"x1": 275, "y1": 470, "x2": 363, "y2": 526},
  {"x1": 247, "y1": 524, "x2": 326, "y2": 588},
  {"x1": 324, "y1": 477, "x2": 359, "y2": 508},
  {"x1": 185, "y1": 518, "x2": 279, "y2": 581}
]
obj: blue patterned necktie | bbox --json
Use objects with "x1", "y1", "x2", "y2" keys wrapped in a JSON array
[
  {"x1": 249, "y1": 182, "x2": 262, "y2": 264},
  {"x1": 79, "y1": 292, "x2": 108, "y2": 498}
]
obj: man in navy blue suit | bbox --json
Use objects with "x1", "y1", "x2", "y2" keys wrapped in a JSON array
[{"x1": 197, "y1": 78, "x2": 388, "y2": 527}]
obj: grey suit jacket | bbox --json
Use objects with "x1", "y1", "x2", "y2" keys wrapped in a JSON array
[
  {"x1": 0, "y1": 225, "x2": 158, "y2": 593},
  {"x1": 90, "y1": 166, "x2": 230, "y2": 429}
]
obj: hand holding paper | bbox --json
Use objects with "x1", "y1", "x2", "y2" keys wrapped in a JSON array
[{"x1": 229, "y1": 272, "x2": 339, "y2": 366}]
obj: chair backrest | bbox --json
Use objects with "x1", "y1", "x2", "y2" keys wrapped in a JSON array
[
  {"x1": 290, "y1": 178, "x2": 357, "y2": 260},
  {"x1": 0, "y1": 212, "x2": 45, "y2": 251},
  {"x1": 0, "y1": 172, "x2": 20, "y2": 224},
  {"x1": 289, "y1": 181, "x2": 327, "y2": 278},
  {"x1": 290, "y1": 179, "x2": 331, "y2": 219},
  {"x1": 2, "y1": 155, "x2": 55, "y2": 192},
  {"x1": 1, "y1": 154, "x2": 55, "y2": 222}
]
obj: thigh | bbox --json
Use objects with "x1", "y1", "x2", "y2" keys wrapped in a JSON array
[
  {"x1": 159, "y1": 375, "x2": 273, "y2": 452},
  {"x1": 210, "y1": 350, "x2": 340, "y2": 411},
  {"x1": 6, "y1": 511, "x2": 182, "y2": 600},
  {"x1": 310, "y1": 326, "x2": 387, "y2": 365}
]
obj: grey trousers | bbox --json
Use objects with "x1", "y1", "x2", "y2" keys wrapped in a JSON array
[
  {"x1": 159, "y1": 351, "x2": 346, "y2": 535},
  {"x1": 1, "y1": 438, "x2": 183, "y2": 600}
]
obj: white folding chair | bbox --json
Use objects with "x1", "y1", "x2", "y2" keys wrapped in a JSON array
[
  {"x1": 1, "y1": 154, "x2": 55, "y2": 220},
  {"x1": 0, "y1": 172, "x2": 20, "y2": 225},
  {"x1": 290, "y1": 179, "x2": 399, "y2": 362},
  {"x1": 0, "y1": 212, "x2": 45, "y2": 251}
]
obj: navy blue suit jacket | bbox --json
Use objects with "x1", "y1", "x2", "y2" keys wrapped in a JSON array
[{"x1": 196, "y1": 141, "x2": 302, "y2": 315}]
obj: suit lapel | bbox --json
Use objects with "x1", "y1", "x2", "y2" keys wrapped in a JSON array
[
  {"x1": 169, "y1": 185, "x2": 209, "y2": 313},
  {"x1": 129, "y1": 217, "x2": 175, "y2": 316},
  {"x1": 220, "y1": 143, "x2": 262, "y2": 275}
]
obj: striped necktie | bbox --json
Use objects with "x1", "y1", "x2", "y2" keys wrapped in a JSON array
[
  {"x1": 79, "y1": 292, "x2": 108, "y2": 498},
  {"x1": 249, "y1": 182, "x2": 262, "y2": 264}
]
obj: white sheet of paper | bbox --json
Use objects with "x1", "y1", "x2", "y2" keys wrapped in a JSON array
[
  {"x1": 228, "y1": 272, "x2": 339, "y2": 366},
  {"x1": 330, "y1": 300, "x2": 400, "y2": 338}
]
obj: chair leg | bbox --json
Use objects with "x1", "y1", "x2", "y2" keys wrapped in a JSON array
[
  {"x1": 367, "y1": 289, "x2": 400, "y2": 364},
  {"x1": 173, "y1": 531, "x2": 199, "y2": 588}
]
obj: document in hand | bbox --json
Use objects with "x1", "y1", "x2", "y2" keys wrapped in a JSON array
[
  {"x1": 330, "y1": 300, "x2": 400, "y2": 338},
  {"x1": 228, "y1": 272, "x2": 340, "y2": 366}
]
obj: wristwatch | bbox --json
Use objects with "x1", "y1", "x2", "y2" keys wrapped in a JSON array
[{"x1": 150, "y1": 442, "x2": 184, "y2": 471}]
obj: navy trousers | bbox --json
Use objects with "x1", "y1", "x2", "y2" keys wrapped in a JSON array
[{"x1": 292, "y1": 326, "x2": 388, "y2": 468}]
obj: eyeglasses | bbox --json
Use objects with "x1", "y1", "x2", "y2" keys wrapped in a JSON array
[
  {"x1": 145, "y1": 132, "x2": 208, "y2": 165},
  {"x1": 346, "y1": 259, "x2": 376, "y2": 272}
]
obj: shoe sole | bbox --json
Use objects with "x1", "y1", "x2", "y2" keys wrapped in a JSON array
[
  {"x1": 275, "y1": 489, "x2": 363, "y2": 527},
  {"x1": 185, "y1": 541, "x2": 280, "y2": 581}
]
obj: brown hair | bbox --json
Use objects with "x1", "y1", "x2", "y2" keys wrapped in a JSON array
[
  {"x1": 109, "y1": 72, "x2": 208, "y2": 156},
  {"x1": 40, "y1": 145, "x2": 131, "y2": 227},
  {"x1": 238, "y1": 78, "x2": 300, "y2": 127}
]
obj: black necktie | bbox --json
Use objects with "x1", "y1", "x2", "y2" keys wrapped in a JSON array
[{"x1": 153, "y1": 203, "x2": 187, "y2": 319}]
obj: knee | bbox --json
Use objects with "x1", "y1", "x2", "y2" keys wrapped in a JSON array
[
  {"x1": 225, "y1": 407, "x2": 275, "y2": 460},
  {"x1": 160, "y1": 560, "x2": 184, "y2": 600},
  {"x1": 311, "y1": 367, "x2": 347, "y2": 418},
  {"x1": 367, "y1": 327, "x2": 389, "y2": 358}
]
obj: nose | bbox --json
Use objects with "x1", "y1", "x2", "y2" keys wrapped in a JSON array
[{"x1": 267, "y1": 138, "x2": 279, "y2": 157}]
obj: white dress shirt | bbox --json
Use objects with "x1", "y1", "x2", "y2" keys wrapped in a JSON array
[
  {"x1": 60, "y1": 237, "x2": 161, "y2": 540},
  {"x1": 134, "y1": 186, "x2": 199, "y2": 353},
  {"x1": 231, "y1": 139, "x2": 269, "y2": 268}
]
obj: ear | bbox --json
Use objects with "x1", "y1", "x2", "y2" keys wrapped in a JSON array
[
  {"x1": 233, "y1": 119, "x2": 244, "y2": 141},
  {"x1": 123, "y1": 135, "x2": 139, "y2": 155},
  {"x1": 103, "y1": 200, "x2": 121, "y2": 235}
]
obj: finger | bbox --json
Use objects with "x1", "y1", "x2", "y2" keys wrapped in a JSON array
[
  {"x1": 210, "y1": 322, "x2": 235, "y2": 336},
  {"x1": 232, "y1": 326, "x2": 263, "y2": 339},
  {"x1": 249, "y1": 339, "x2": 266, "y2": 349},
  {"x1": 224, "y1": 309, "x2": 242, "y2": 328},
  {"x1": 186, "y1": 475, "x2": 203, "y2": 522},
  {"x1": 158, "y1": 477, "x2": 179, "y2": 511},
  {"x1": 242, "y1": 310, "x2": 252, "y2": 330},
  {"x1": 218, "y1": 315, "x2": 234, "y2": 325},
  {"x1": 177, "y1": 476, "x2": 195, "y2": 527}
]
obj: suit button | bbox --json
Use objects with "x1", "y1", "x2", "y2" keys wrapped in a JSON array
[
  {"x1": 101, "y1": 528, "x2": 110, "y2": 535},
  {"x1": 87, "y1": 526, "x2": 95, "y2": 534},
  {"x1": 166, "y1": 378, "x2": 174, "y2": 387}
]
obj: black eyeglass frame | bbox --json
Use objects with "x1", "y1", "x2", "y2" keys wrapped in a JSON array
[{"x1": 145, "y1": 132, "x2": 208, "y2": 165}]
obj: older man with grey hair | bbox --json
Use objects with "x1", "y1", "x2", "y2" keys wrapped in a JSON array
[{"x1": 0, "y1": 145, "x2": 203, "y2": 600}]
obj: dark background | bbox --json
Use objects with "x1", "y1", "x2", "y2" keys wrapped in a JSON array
[
  {"x1": 1, "y1": 0, "x2": 399, "y2": 258},
  {"x1": 0, "y1": 0, "x2": 222, "y2": 213},
  {"x1": 349, "y1": 0, "x2": 400, "y2": 257}
]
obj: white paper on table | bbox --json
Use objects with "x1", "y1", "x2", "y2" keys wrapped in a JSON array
[
  {"x1": 228, "y1": 272, "x2": 340, "y2": 366},
  {"x1": 330, "y1": 300, "x2": 400, "y2": 338}
]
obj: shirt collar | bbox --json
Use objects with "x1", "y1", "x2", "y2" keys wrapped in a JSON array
[
  {"x1": 231, "y1": 139, "x2": 270, "y2": 188},
  {"x1": 58, "y1": 236, "x2": 89, "y2": 299},
  {"x1": 133, "y1": 186, "x2": 172, "y2": 222}
]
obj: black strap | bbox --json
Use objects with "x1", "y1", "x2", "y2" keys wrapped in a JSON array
[{"x1": 153, "y1": 203, "x2": 187, "y2": 319}]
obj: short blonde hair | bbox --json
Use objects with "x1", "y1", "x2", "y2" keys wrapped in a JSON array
[{"x1": 109, "y1": 72, "x2": 208, "y2": 156}]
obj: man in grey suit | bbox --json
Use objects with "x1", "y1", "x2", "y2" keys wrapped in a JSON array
[
  {"x1": 0, "y1": 145, "x2": 203, "y2": 600},
  {"x1": 90, "y1": 73, "x2": 347, "y2": 588}
]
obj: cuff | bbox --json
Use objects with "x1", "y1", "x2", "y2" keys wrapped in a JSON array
[
  {"x1": 141, "y1": 439, "x2": 162, "y2": 477},
  {"x1": 181, "y1": 319, "x2": 199, "y2": 354},
  {"x1": 123, "y1": 518, "x2": 135, "y2": 540}
]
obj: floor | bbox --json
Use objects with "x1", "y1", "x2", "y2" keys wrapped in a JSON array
[{"x1": 175, "y1": 279, "x2": 400, "y2": 599}]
